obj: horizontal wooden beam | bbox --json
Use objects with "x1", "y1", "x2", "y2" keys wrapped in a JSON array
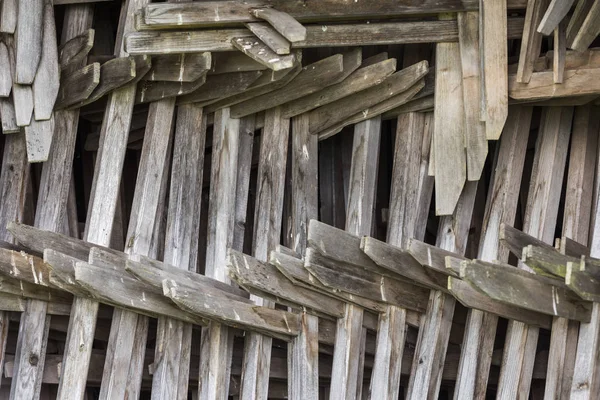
[
  {"x1": 509, "y1": 66, "x2": 600, "y2": 100},
  {"x1": 140, "y1": 0, "x2": 526, "y2": 30},
  {"x1": 125, "y1": 18, "x2": 525, "y2": 54}
]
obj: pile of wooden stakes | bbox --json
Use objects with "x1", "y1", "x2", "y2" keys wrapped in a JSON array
[{"x1": 2, "y1": 0, "x2": 600, "y2": 399}]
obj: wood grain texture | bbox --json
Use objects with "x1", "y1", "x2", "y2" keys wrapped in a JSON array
[
  {"x1": 252, "y1": 8, "x2": 306, "y2": 42},
  {"x1": 509, "y1": 67, "x2": 600, "y2": 100},
  {"x1": 177, "y1": 71, "x2": 262, "y2": 105},
  {"x1": 571, "y1": 1, "x2": 600, "y2": 51},
  {"x1": 58, "y1": 28, "x2": 94, "y2": 69},
  {"x1": 458, "y1": 11, "x2": 487, "y2": 181},
  {"x1": 483, "y1": 0, "x2": 509, "y2": 139},
  {"x1": 434, "y1": 30, "x2": 466, "y2": 215},
  {"x1": 15, "y1": 0, "x2": 44, "y2": 84},
  {"x1": 553, "y1": 20, "x2": 566, "y2": 83},
  {"x1": 0, "y1": 41, "x2": 10, "y2": 97},
  {"x1": 147, "y1": 52, "x2": 210, "y2": 82},
  {"x1": 32, "y1": 0, "x2": 59, "y2": 121},
  {"x1": 232, "y1": 36, "x2": 296, "y2": 71},
  {"x1": 24, "y1": 116, "x2": 54, "y2": 162},
  {"x1": 566, "y1": 0, "x2": 594, "y2": 47},
  {"x1": 537, "y1": 0, "x2": 575, "y2": 35},
  {"x1": 0, "y1": 0, "x2": 17, "y2": 33},
  {"x1": 517, "y1": 0, "x2": 548, "y2": 83},
  {"x1": 135, "y1": 73, "x2": 206, "y2": 104},
  {"x1": 54, "y1": 63, "x2": 100, "y2": 109},
  {"x1": 246, "y1": 22, "x2": 290, "y2": 55}
]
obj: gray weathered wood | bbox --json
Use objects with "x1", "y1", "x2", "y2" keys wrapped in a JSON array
[
  {"x1": 246, "y1": 23, "x2": 290, "y2": 55},
  {"x1": 509, "y1": 67, "x2": 600, "y2": 100},
  {"x1": 230, "y1": 54, "x2": 344, "y2": 118},
  {"x1": 251, "y1": 8, "x2": 306, "y2": 42},
  {"x1": 58, "y1": 28, "x2": 94, "y2": 69},
  {"x1": 210, "y1": 51, "x2": 267, "y2": 74},
  {"x1": 148, "y1": 52, "x2": 210, "y2": 82},
  {"x1": 0, "y1": 0, "x2": 17, "y2": 33},
  {"x1": 553, "y1": 20, "x2": 566, "y2": 83},
  {"x1": 135, "y1": 73, "x2": 206, "y2": 103},
  {"x1": 571, "y1": 1, "x2": 600, "y2": 51},
  {"x1": 73, "y1": 56, "x2": 137, "y2": 108},
  {"x1": 231, "y1": 36, "x2": 296, "y2": 71},
  {"x1": 537, "y1": 0, "x2": 576, "y2": 35},
  {"x1": 288, "y1": 312, "x2": 319, "y2": 400},
  {"x1": 15, "y1": 0, "x2": 44, "y2": 84},
  {"x1": 281, "y1": 57, "x2": 393, "y2": 118},
  {"x1": 434, "y1": 26, "x2": 466, "y2": 215},
  {"x1": 310, "y1": 61, "x2": 428, "y2": 134},
  {"x1": 24, "y1": 116, "x2": 54, "y2": 162},
  {"x1": 177, "y1": 71, "x2": 262, "y2": 105},
  {"x1": 54, "y1": 63, "x2": 100, "y2": 109},
  {"x1": 0, "y1": 41, "x2": 11, "y2": 97},
  {"x1": 232, "y1": 115, "x2": 256, "y2": 252},
  {"x1": 32, "y1": 0, "x2": 59, "y2": 121},
  {"x1": 516, "y1": 0, "x2": 548, "y2": 83}
]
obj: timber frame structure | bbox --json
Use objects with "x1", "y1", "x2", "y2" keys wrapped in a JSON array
[{"x1": 1, "y1": 0, "x2": 600, "y2": 399}]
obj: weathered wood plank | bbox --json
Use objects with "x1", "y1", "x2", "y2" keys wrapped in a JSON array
[
  {"x1": 288, "y1": 312, "x2": 319, "y2": 400},
  {"x1": 571, "y1": 1, "x2": 600, "y2": 51},
  {"x1": 309, "y1": 61, "x2": 428, "y2": 134},
  {"x1": 246, "y1": 23, "x2": 290, "y2": 55},
  {"x1": 0, "y1": 41, "x2": 10, "y2": 97},
  {"x1": 147, "y1": 52, "x2": 210, "y2": 82},
  {"x1": 434, "y1": 24, "x2": 466, "y2": 215},
  {"x1": 135, "y1": 73, "x2": 206, "y2": 103},
  {"x1": 72, "y1": 56, "x2": 137, "y2": 108},
  {"x1": 458, "y1": 11, "x2": 487, "y2": 180},
  {"x1": 538, "y1": 0, "x2": 576, "y2": 35},
  {"x1": 24, "y1": 116, "x2": 54, "y2": 162},
  {"x1": 461, "y1": 259, "x2": 591, "y2": 321},
  {"x1": 177, "y1": 71, "x2": 262, "y2": 105},
  {"x1": 15, "y1": 0, "x2": 44, "y2": 84},
  {"x1": 232, "y1": 36, "x2": 296, "y2": 71},
  {"x1": 509, "y1": 67, "x2": 600, "y2": 100},
  {"x1": 0, "y1": 0, "x2": 17, "y2": 33},
  {"x1": 54, "y1": 63, "x2": 100, "y2": 109},
  {"x1": 230, "y1": 54, "x2": 344, "y2": 118},
  {"x1": 553, "y1": 20, "x2": 567, "y2": 83},
  {"x1": 517, "y1": 0, "x2": 548, "y2": 83},
  {"x1": 210, "y1": 51, "x2": 267, "y2": 74},
  {"x1": 31, "y1": 0, "x2": 59, "y2": 121},
  {"x1": 251, "y1": 8, "x2": 306, "y2": 42},
  {"x1": 522, "y1": 244, "x2": 580, "y2": 277},
  {"x1": 58, "y1": 28, "x2": 94, "y2": 70},
  {"x1": 0, "y1": 96, "x2": 21, "y2": 132},
  {"x1": 566, "y1": 0, "x2": 594, "y2": 47},
  {"x1": 483, "y1": 0, "x2": 509, "y2": 139},
  {"x1": 316, "y1": 80, "x2": 425, "y2": 140},
  {"x1": 140, "y1": 0, "x2": 528, "y2": 29}
]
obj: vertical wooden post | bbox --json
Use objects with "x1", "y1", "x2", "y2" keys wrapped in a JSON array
[
  {"x1": 454, "y1": 106, "x2": 533, "y2": 399},
  {"x1": 199, "y1": 107, "x2": 240, "y2": 400},
  {"x1": 241, "y1": 106, "x2": 289, "y2": 400},
  {"x1": 329, "y1": 117, "x2": 380, "y2": 400},
  {"x1": 9, "y1": 5, "x2": 93, "y2": 399},
  {"x1": 287, "y1": 113, "x2": 319, "y2": 400},
  {"x1": 497, "y1": 106, "x2": 572, "y2": 399},
  {"x1": 0, "y1": 134, "x2": 28, "y2": 391},
  {"x1": 151, "y1": 104, "x2": 206, "y2": 399}
]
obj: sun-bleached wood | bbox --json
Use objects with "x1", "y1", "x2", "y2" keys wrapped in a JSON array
[
  {"x1": 147, "y1": 52, "x2": 210, "y2": 82},
  {"x1": 24, "y1": 116, "x2": 54, "y2": 162},
  {"x1": 0, "y1": 42, "x2": 11, "y2": 97},
  {"x1": 434, "y1": 26, "x2": 465, "y2": 215},
  {"x1": 0, "y1": 0, "x2": 17, "y2": 33},
  {"x1": 458, "y1": 11, "x2": 487, "y2": 180},
  {"x1": 538, "y1": 0, "x2": 576, "y2": 35},
  {"x1": 483, "y1": 0, "x2": 508, "y2": 139},
  {"x1": 232, "y1": 36, "x2": 296, "y2": 71},
  {"x1": 54, "y1": 63, "x2": 100, "y2": 109},
  {"x1": 15, "y1": 0, "x2": 43, "y2": 84},
  {"x1": 454, "y1": 106, "x2": 532, "y2": 400},
  {"x1": 246, "y1": 23, "x2": 290, "y2": 55},
  {"x1": 509, "y1": 67, "x2": 600, "y2": 100},
  {"x1": 517, "y1": 0, "x2": 548, "y2": 83},
  {"x1": 32, "y1": 0, "x2": 59, "y2": 121}
]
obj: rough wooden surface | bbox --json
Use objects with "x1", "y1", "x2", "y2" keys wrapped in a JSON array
[
  {"x1": 32, "y1": 0, "x2": 59, "y2": 121},
  {"x1": 148, "y1": 52, "x2": 210, "y2": 82},
  {"x1": 15, "y1": 0, "x2": 44, "y2": 84}
]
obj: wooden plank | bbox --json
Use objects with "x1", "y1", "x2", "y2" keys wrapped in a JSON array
[
  {"x1": 0, "y1": 96, "x2": 19, "y2": 133},
  {"x1": 483, "y1": 0, "x2": 509, "y2": 139},
  {"x1": 232, "y1": 115, "x2": 256, "y2": 251},
  {"x1": 522, "y1": 244, "x2": 580, "y2": 277},
  {"x1": 567, "y1": 0, "x2": 594, "y2": 47},
  {"x1": 58, "y1": 28, "x2": 94, "y2": 69},
  {"x1": 288, "y1": 312, "x2": 319, "y2": 400},
  {"x1": 251, "y1": 8, "x2": 306, "y2": 42},
  {"x1": 24, "y1": 116, "x2": 54, "y2": 162},
  {"x1": 453, "y1": 106, "x2": 533, "y2": 400},
  {"x1": 458, "y1": 11, "x2": 487, "y2": 180},
  {"x1": 538, "y1": 0, "x2": 576, "y2": 35},
  {"x1": 72, "y1": 56, "x2": 137, "y2": 108},
  {"x1": 281, "y1": 50, "x2": 378, "y2": 118},
  {"x1": 553, "y1": 20, "x2": 566, "y2": 83},
  {"x1": 0, "y1": 41, "x2": 10, "y2": 97},
  {"x1": 0, "y1": 0, "x2": 17, "y2": 33},
  {"x1": 309, "y1": 61, "x2": 428, "y2": 134},
  {"x1": 126, "y1": 20, "x2": 477, "y2": 54},
  {"x1": 210, "y1": 51, "x2": 267, "y2": 74},
  {"x1": 516, "y1": 0, "x2": 548, "y2": 83},
  {"x1": 177, "y1": 71, "x2": 262, "y2": 105},
  {"x1": 230, "y1": 53, "x2": 344, "y2": 118},
  {"x1": 147, "y1": 52, "x2": 210, "y2": 82},
  {"x1": 135, "y1": 73, "x2": 207, "y2": 103},
  {"x1": 240, "y1": 106, "x2": 289, "y2": 399},
  {"x1": 571, "y1": 1, "x2": 600, "y2": 51},
  {"x1": 497, "y1": 106, "x2": 572, "y2": 400},
  {"x1": 434, "y1": 22, "x2": 466, "y2": 215},
  {"x1": 15, "y1": 0, "x2": 44, "y2": 84},
  {"x1": 510, "y1": 66, "x2": 600, "y2": 100},
  {"x1": 32, "y1": 0, "x2": 60, "y2": 121},
  {"x1": 231, "y1": 36, "x2": 296, "y2": 71},
  {"x1": 150, "y1": 103, "x2": 205, "y2": 399},
  {"x1": 140, "y1": 1, "x2": 530, "y2": 29},
  {"x1": 246, "y1": 23, "x2": 290, "y2": 55},
  {"x1": 54, "y1": 63, "x2": 100, "y2": 109},
  {"x1": 461, "y1": 259, "x2": 591, "y2": 321},
  {"x1": 316, "y1": 79, "x2": 425, "y2": 140}
]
